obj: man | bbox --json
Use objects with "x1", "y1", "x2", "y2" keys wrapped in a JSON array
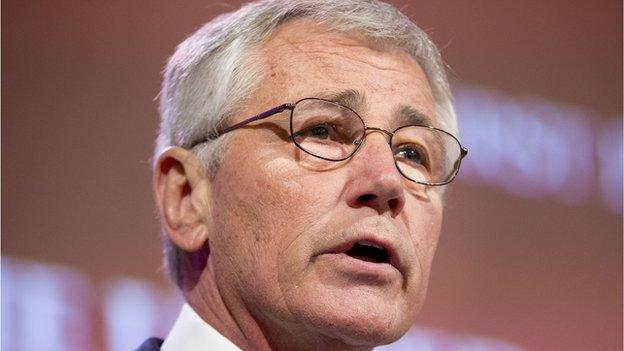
[{"x1": 139, "y1": 0, "x2": 467, "y2": 350}]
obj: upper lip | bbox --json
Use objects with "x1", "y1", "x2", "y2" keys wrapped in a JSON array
[{"x1": 323, "y1": 232, "x2": 403, "y2": 273}]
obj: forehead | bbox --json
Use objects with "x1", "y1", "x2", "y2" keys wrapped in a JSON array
[{"x1": 252, "y1": 19, "x2": 438, "y2": 128}]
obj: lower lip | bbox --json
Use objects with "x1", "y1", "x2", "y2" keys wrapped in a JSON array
[{"x1": 318, "y1": 252, "x2": 400, "y2": 283}]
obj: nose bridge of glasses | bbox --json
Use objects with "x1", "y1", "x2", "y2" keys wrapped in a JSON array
[{"x1": 354, "y1": 127, "x2": 393, "y2": 146}]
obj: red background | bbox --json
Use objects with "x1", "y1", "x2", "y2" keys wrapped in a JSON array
[{"x1": 3, "y1": 1, "x2": 622, "y2": 350}]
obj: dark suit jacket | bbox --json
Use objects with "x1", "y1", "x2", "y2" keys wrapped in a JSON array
[{"x1": 134, "y1": 337, "x2": 164, "y2": 351}]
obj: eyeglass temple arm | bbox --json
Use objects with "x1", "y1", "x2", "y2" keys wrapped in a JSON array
[
  {"x1": 220, "y1": 103, "x2": 295, "y2": 134},
  {"x1": 191, "y1": 103, "x2": 295, "y2": 147}
]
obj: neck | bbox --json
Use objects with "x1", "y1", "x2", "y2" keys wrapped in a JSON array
[{"x1": 184, "y1": 260, "x2": 273, "y2": 351}]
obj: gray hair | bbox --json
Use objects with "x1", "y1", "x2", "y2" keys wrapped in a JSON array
[{"x1": 155, "y1": 0, "x2": 457, "y2": 289}]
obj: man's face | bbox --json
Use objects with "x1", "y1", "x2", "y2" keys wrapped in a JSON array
[{"x1": 206, "y1": 19, "x2": 443, "y2": 347}]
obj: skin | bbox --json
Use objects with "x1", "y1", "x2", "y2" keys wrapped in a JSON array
[{"x1": 155, "y1": 19, "x2": 444, "y2": 351}]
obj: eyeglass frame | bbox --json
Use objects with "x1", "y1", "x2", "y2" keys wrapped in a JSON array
[{"x1": 190, "y1": 97, "x2": 468, "y2": 186}]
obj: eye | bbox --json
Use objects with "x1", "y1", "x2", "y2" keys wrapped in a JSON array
[
  {"x1": 395, "y1": 145, "x2": 427, "y2": 166},
  {"x1": 308, "y1": 124, "x2": 331, "y2": 139},
  {"x1": 297, "y1": 123, "x2": 338, "y2": 140}
]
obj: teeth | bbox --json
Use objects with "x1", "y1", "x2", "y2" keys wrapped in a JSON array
[{"x1": 357, "y1": 240, "x2": 384, "y2": 250}]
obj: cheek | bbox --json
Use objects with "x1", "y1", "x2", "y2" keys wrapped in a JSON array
[
  {"x1": 422, "y1": 208, "x2": 443, "y2": 266},
  {"x1": 212, "y1": 149, "x2": 339, "y2": 270},
  {"x1": 408, "y1": 196, "x2": 444, "y2": 273},
  {"x1": 210, "y1": 145, "x2": 346, "y2": 315}
]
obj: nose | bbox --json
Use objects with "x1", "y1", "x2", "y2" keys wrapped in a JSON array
[{"x1": 344, "y1": 131, "x2": 406, "y2": 217}]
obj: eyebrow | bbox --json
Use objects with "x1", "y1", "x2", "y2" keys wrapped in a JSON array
[
  {"x1": 314, "y1": 89, "x2": 367, "y2": 111},
  {"x1": 311, "y1": 89, "x2": 435, "y2": 127},
  {"x1": 394, "y1": 105, "x2": 435, "y2": 127}
]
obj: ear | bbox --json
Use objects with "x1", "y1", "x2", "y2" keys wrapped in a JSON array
[{"x1": 153, "y1": 146, "x2": 212, "y2": 252}]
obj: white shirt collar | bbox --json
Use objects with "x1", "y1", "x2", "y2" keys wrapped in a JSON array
[{"x1": 162, "y1": 303, "x2": 242, "y2": 351}]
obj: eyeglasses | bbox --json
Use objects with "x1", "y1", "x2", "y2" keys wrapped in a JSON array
[{"x1": 191, "y1": 98, "x2": 468, "y2": 186}]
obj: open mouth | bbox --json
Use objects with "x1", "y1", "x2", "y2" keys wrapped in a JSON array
[{"x1": 344, "y1": 241, "x2": 390, "y2": 264}]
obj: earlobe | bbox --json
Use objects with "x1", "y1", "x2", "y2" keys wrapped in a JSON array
[{"x1": 153, "y1": 146, "x2": 212, "y2": 252}]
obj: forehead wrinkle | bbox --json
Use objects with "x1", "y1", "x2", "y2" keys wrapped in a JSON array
[
  {"x1": 275, "y1": 19, "x2": 382, "y2": 54},
  {"x1": 288, "y1": 47, "x2": 413, "y2": 77},
  {"x1": 271, "y1": 28, "x2": 413, "y2": 75}
]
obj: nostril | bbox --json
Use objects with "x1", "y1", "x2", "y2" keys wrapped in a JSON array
[
  {"x1": 388, "y1": 198, "x2": 399, "y2": 211},
  {"x1": 357, "y1": 193, "x2": 377, "y2": 203}
]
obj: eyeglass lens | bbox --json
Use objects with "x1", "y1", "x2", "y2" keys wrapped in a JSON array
[{"x1": 290, "y1": 98, "x2": 462, "y2": 185}]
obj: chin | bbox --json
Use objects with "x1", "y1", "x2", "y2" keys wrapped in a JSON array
[
  {"x1": 291, "y1": 286, "x2": 415, "y2": 348},
  {"x1": 326, "y1": 314, "x2": 409, "y2": 348}
]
